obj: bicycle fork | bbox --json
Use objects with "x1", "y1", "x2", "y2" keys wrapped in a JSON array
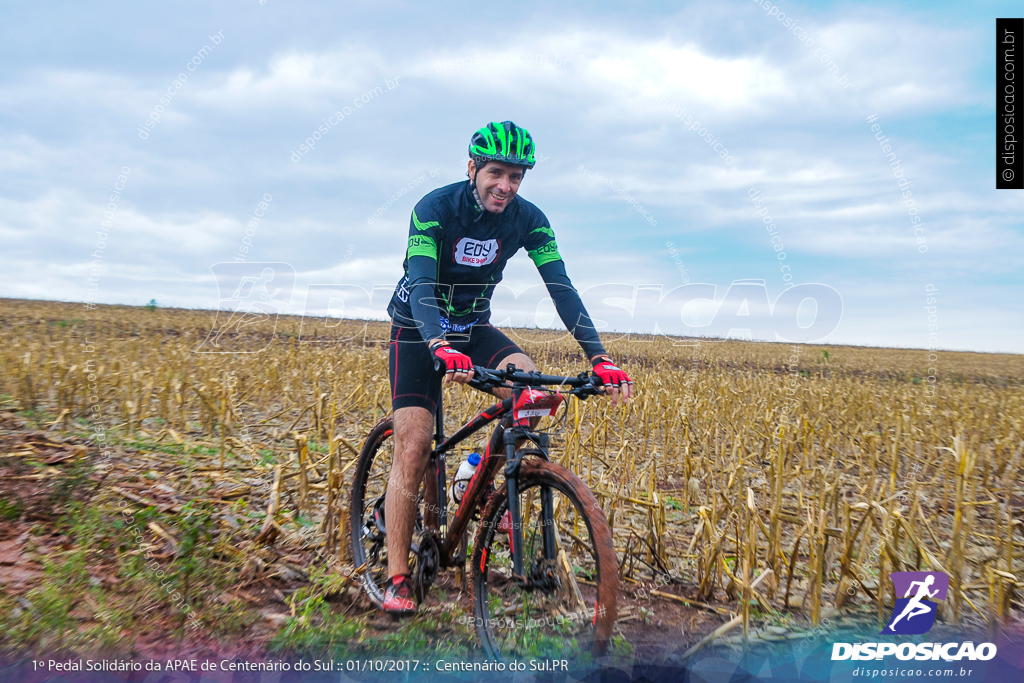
[{"x1": 503, "y1": 428, "x2": 556, "y2": 585}]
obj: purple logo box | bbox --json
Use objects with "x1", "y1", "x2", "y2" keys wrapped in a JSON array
[{"x1": 890, "y1": 571, "x2": 949, "y2": 601}]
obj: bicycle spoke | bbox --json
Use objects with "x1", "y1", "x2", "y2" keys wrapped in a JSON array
[
  {"x1": 473, "y1": 466, "x2": 611, "y2": 660},
  {"x1": 351, "y1": 419, "x2": 413, "y2": 606}
]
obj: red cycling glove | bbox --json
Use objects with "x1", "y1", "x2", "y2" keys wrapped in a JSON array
[
  {"x1": 430, "y1": 340, "x2": 473, "y2": 376},
  {"x1": 591, "y1": 355, "x2": 632, "y2": 388}
]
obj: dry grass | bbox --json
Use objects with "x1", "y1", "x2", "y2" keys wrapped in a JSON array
[{"x1": 2, "y1": 297, "x2": 1022, "y2": 641}]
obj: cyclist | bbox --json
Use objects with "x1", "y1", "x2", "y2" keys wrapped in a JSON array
[{"x1": 382, "y1": 121, "x2": 634, "y2": 614}]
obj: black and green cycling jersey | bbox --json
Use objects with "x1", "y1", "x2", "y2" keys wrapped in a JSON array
[{"x1": 387, "y1": 180, "x2": 606, "y2": 358}]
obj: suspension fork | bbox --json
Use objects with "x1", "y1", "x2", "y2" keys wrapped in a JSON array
[
  {"x1": 503, "y1": 428, "x2": 553, "y2": 579},
  {"x1": 541, "y1": 482, "x2": 556, "y2": 560}
]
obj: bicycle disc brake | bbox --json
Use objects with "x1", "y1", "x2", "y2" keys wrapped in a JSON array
[
  {"x1": 411, "y1": 530, "x2": 440, "y2": 603},
  {"x1": 528, "y1": 557, "x2": 560, "y2": 594}
]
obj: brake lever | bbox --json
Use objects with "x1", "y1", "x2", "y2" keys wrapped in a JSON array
[
  {"x1": 563, "y1": 377, "x2": 599, "y2": 400},
  {"x1": 466, "y1": 367, "x2": 504, "y2": 391}
]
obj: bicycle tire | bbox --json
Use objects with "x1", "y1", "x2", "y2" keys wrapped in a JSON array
[
  {"x1": 469, "y1": 457, "x2": 619, "y2": 660},
  {"x1": 348, "y1": 416, "x2": 397, "y2": 608}
]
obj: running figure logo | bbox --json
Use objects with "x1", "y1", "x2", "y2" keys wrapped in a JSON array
[
  {"x1": 883, "y1": 571, "x2": 949, "y2": 635},
  {"x1": 196, "y1": 262, "x2": 295, "y2": 354}
]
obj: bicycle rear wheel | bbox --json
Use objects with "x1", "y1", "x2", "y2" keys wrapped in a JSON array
[
  {"x1": 349, "y1": 416, "x2": 403, "y2": 607},
  {"x1": 470, "y1": 457, "x2": 619, "y2": 661}
]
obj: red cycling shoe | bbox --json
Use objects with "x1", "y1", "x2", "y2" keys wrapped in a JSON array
[{"x1": 382, "y1": 574, "x2": 416, "y2": 615}]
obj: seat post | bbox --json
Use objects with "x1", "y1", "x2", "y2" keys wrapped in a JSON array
[
  {"x1": 432, "y1": 392, "x2": 448, "y2": 535},
  {"x1": 434, "y1": 396, "x2": 445, "y2": 445}
]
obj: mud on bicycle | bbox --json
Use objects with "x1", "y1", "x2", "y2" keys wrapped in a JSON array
[{"x1": 349, "y1": 363, "x2": 620, "y2": 660}]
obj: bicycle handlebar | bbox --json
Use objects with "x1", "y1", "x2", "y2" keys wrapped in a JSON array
[{"x1": 432, "y1": 360, "x2": 602, "y2": 394}]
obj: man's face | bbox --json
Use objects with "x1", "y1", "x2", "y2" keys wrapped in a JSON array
[{"x1": 470, "y1": 160, "x2": 524, "y2": 213}]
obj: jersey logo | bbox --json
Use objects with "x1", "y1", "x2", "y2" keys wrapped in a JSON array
[
  {"x1": 439, "y1": 315, "x2": 479, "y2": 333},
  {"x1": 454, "y1": 238, "x2": 500, "y2": 266}
]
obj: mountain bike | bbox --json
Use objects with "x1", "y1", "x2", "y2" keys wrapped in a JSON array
[{"x1": 349, "y1": 364, "x2": 619, "y2": 660}]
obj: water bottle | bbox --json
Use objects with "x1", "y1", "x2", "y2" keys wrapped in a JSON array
[{"x1": 452, "y1": 452, "x2": 481, "y2": 503}]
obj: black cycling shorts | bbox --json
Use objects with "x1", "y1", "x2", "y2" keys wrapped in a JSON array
[{"x1": 388, "y1": 323, "x2": 525, "y2": 414}]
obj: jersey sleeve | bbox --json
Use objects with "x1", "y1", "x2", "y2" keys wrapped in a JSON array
[
  {"x1": 407, "y1": 205, "x2": 444, "y2": 260},
  {"x1": 523, "y1": 210, "x2": 563, "y2": 268},
  {"x1": 405, "y1": 203, "x2": 445, "y2": 342},
  {"x1": 526, "y1": 217, "x2": 607, "y2": 360}
]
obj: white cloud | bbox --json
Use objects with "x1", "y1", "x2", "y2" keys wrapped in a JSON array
[{"x1": 0, "y1": 2, "x2": 1017, "y2": 351}]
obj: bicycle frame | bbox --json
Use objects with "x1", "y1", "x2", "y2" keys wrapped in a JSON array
[
  {"x1": 423, "y1": 392, "x2": 552, "y2": 580},
  {"x1": 353, "y1": 362, "x2": 613, "y2": 654}
]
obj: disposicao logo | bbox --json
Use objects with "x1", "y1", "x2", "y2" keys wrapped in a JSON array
[
  {"x1": 831, "y1": 642, "x2": 997, "y2": 662},
  {"x1": 884, "y1": 571, "x2": 948, "y2": 635},
  {"x1": 831, "y1": 571, "x2": 997, "y2": 662}
]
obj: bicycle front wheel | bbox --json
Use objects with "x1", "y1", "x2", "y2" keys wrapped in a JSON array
[{"x1": 470, "y1": 457, "x2": 619, "y2": 661}]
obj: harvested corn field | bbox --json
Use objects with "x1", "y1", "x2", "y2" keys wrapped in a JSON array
[{"x1": 1, "y1": 297, "x2": 1022, "y2": 662}]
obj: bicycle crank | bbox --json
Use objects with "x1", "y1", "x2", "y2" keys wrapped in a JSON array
[{"x1": 411, "y1": 530, "x2": 440, "y2": 603}]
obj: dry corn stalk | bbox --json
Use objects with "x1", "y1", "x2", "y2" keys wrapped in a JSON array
[{"x1": 1, "y1": 300, "x2": 1021, "y2": 636}]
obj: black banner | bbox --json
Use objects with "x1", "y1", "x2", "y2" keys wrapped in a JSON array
[{"x1": 997, "y1": 18, "x2": 1023, "y2": 188}]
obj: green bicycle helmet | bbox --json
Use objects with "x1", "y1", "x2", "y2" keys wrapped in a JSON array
[{"x1": 469, "y1": 121, "x2": 536, "y2": 169}]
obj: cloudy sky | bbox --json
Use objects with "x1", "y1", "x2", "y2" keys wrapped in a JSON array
[{"x1": 2, "y1": 1, "x2": 1021, "y2": 352}]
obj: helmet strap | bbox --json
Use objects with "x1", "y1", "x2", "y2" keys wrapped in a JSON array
[
  {"x1": 470, "y1": 184, "x2": 485, "y2": 219},
  {"x1": 468, "y1": 161, "x2": 485, "y2": 217}
]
